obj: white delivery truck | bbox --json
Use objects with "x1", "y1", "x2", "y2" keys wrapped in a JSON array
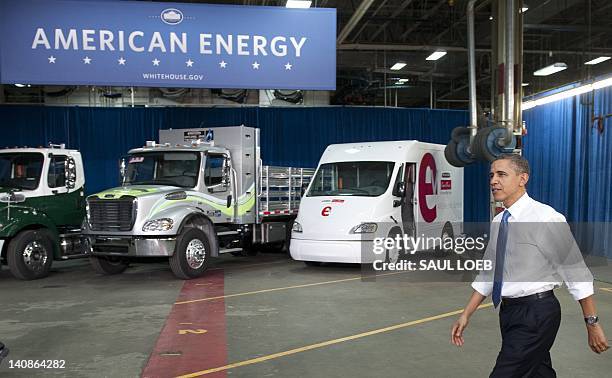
[
  {"x1": 82, "y1": 126, "x2": 314, "y2": 279},
  {"x1": 290, "y1": 141, "x2": 463, "y2": 265}
]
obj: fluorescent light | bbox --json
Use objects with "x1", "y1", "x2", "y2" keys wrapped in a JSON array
[
  {"x1": 426, "y1": 50, "x2": 447, "y2": 61},
  {"x1": 398, "y1": 78, "x2": 409, "y2": 83},
  {"x1": 522, "y1": 101, "x2": 536, "y2": 110},
  {"x1": 520, "y1": 6, "x2": 528, "y2": 13},
  {"x1": 533, "y1": 62, "x2": 567, "y2": 76},
  {"x1": 584, "y1": 56, "x2": 611, "y2": 65},
  {"x1": 593, "y1": 77, "x2": 612, "y2": 90},
  {"x1": 534, "y1": 85, "x2": 592, "y2": 106},
  {"x1": 390, "y1": 62, "x2": 406, "y2": 70},
  {"x1": 286, "y1": 0, "x2": 311, "y2": 8},
  {"x1": 14, "y1": 83, "x2": 26, "y2": 87},
  {"x1": 522, "y1": 76, "x2": 612, "y2": 110},
  {"x1": 521, "y1": 83, "x2": 529, "y2": 87},
  {"x1": 489, "y1": 16, "x2": 494, "y2": 20}
]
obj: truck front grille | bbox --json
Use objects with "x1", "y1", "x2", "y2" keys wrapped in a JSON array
[{"x1": 87, "y1": 196, "x2": 136, "y2": 232}]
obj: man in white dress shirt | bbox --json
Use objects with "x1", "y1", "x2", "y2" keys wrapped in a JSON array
[{"x1": 450, "y1": 154, "x2": 608, "y2": 377}]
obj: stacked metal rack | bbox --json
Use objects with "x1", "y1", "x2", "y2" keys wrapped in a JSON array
[{"x1": 259, "y1": 166, "x2": 315, "y2": 218}]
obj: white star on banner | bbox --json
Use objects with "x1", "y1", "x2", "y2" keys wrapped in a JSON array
[
  {"x1": 219, "y1": 60, "x2": 227, "y2": 68},
  {"x1": 152, "y1": 58, "x2": 160, "y2": 66},
  {"x1": 118, "y1": 57, "x2": 126, "y2": 65},
  {"x1": 48, "y1": 56, "x2": 56, "y2": 64},
  {"x1": 285, "y1": 62, "x2": 292, "y2": 70},
  {"x1": 186, "y1": 59, "x2": 194, "y2": 67},
  {"x1": 252, "y1": 61, "x2": 260, "y2": 70},
  {"x1": 83, "y1": 56, "x2": 92, "y2": 64}
]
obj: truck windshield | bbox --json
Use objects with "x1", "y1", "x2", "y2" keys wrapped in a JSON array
[
  {"x1": 125, "y1": 152, "x2": 200, "y2": 188},
  {"x1": 0, "y1": 153, "x2": 44, "y2": 190},
  {"x1": 307, "y1": 161, "x2": 395, "y2": 197}
]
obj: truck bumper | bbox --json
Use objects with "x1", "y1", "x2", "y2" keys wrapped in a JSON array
[
  {"x1": 290, "y1": 238, "x2": 377, "y2": 264},
  {"x1": 86, "y1": 236, "x2": 176, "y2": 257}
]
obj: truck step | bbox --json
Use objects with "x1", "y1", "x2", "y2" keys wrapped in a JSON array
[
  {"x1": 59, "y1": 253, "x2": 88, "y2": 260},
  {"x1": 219, "y1": 248, "x2": 243, "y2": 254},
  {"x1": 217, "y1": 231, "x2": 240, "y2": 236}
]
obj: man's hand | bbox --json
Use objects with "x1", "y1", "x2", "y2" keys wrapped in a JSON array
[
  {"x1": 451, "y1": 314, "x2": 469, "y2": 347},
  {"x1": 587, "y1": 324, "x2": 609, "y2": 354}
]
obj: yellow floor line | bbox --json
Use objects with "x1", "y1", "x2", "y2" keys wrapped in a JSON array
[
  {"x1": 175, "y1": 302, "x2": 493, "y2": 377},
  {"x1": 600, "y1": 288, "x2": 612, "y2": 293},
  {"x1": 176, "y1": 271, "x2": 407, "y2": 305}
]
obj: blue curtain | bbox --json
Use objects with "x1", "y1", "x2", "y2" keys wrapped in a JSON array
[
  {"x1": 0, "y1": 105, "x2": 490, "y2": 221},
  {"x1": 523, "y1": 85, "x2": 612, "y2": 257}
]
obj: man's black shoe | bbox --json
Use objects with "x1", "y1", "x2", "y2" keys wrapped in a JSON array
[{"x1": 0, "y1": 342, "x2": 9, "y2": 365}]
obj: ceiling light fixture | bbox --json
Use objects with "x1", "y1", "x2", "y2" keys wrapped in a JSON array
[
  {"x1": 426, "y1": 50, "x2": 447, "y2": 61},
  {"x1": 390, "y1": 62, "x2": 407, "y2": 70},
  {"x1": 521, "y1": 83, "x2": 529, "y2": 87},
  {"x1": 286, "y1": 0, "x2": 312, "y2": 8},
  {"x1": 520, "y1": 5, "x2": 528, "y2": 13},
  {"x1": 522, "y1": 76, "x2": 612, "y2": 110},
  {"x1": 584, "y1": 56, "x2": 611, "y2": 65},
  {"x1": 533, "y1": 62, "x2": 567, "y2": 76}
]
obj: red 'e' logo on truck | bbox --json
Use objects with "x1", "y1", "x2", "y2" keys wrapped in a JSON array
[
  {"x1": 321, "y1": 206, "x2": 332, "y2": 216},
  {"x1": 418, "y1": 153, "x2": 437, "y2": 223}
]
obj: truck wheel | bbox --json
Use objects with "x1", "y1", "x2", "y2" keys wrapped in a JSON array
[
  {"x1": 89, "y1": 256, "x2": 129, "y2": 275},
  {"x1": 170, "y1": 227, "x2": 211, "y2": 279},
  {"x1": 7, "y1": 229, "x2": 54, "y2": 280}
]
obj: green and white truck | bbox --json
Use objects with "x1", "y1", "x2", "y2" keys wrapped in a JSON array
[
  {"x1": 82, "y1": 126, "x2": 314, "y2": 279},
  {"x1": 0, "y1": 145, "x2": 86, "y2": 280}
]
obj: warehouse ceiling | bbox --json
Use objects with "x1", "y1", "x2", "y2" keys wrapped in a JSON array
[
  {"x1": 4, "y1": 0, "x2": 612, "y2": 109},
  {"x1": 248, "y1": 0, "x2": 611, "y2": 108}
]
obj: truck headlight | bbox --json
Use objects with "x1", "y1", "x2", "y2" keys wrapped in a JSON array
[
  {"x1": 349, "y1": 223, "x2": 378, "y2": 234},
  {"x1": 142, "y1": 218, "x2": 174, "y2": 232},
  {"x1": 292, "y1": 221, "x2": 303, "y2": 233}
]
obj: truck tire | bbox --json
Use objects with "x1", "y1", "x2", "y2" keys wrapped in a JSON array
[
  {"x1": 169, "y1": 227, "x2": 211, "y2": 279},
  {"x1": 7, "y1": 229, "x2": 54, "y2": 280},
  {"x1": 89, "y1": 256, "x2": 129, "y2": 275}
]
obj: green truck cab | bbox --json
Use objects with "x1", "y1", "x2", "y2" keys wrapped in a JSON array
[{"x1": 0, "y1": 145, "x2": 86, "y2": 280}]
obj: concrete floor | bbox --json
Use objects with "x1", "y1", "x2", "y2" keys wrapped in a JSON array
[{"x1": 1, "y1": 253, "x2": 611, "y2": 377}]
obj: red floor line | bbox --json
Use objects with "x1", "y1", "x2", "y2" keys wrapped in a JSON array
[{"x1": 142, "y1": 270, "x2": 228, "y2": 378}]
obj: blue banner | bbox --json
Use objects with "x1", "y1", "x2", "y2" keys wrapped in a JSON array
[{"x1": 0, "y1": 0, "x2": 336, "y2": 90}]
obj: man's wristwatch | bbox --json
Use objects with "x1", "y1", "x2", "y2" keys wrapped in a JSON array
[{"x1": 584, "y1": 315, "x2": 599, "y2": 326}]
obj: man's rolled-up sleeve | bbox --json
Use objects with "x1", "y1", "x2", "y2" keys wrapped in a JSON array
[{"x1": 540, "y1": 214, "x2": 594, "y2": 301}]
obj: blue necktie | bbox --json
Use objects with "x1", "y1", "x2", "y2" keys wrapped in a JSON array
[{"x1": 492, "y1": 210, "x2": 511, "y2": 308}]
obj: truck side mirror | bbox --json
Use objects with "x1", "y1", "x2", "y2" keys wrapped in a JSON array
[
  {"x1": 300, "y1": 183, "x2": 309, "y2": 197},
  {"x1": 0, "y1": 192, "x2": 26, "y2": 204},
  {"x1": 392, "y1": 182, "x2": 406, "y2": 197},
  {"x1": 119, "y1": 157, "x2": 127, "y2": 185},
  {"x1": 65, "y1": 156, "x2": 77, "y2": 190},
  {"x1": 222, "y1": 159, "x2": 231, "y2": 189},
  {"x1": 226, "y1": 194, "x2": 232, "y2": 208}
]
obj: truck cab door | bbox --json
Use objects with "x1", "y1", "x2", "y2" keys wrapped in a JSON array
[
  {"x1": 45, "y1": 154, "x2": 83, "y2": 227},
  {"x1": 204, "y1": 153, "x2": 234, "y2": 222},
  {"x1": 401, "y1": 163, "x2": 416, "y2": 238}
]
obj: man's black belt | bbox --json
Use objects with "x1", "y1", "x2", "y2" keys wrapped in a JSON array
[{"x1": 501, "y1": 290, "x2": 554, "y2": 305}]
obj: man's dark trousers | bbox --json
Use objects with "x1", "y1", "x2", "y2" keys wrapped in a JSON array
[{"x1": 490, "y1": 294, "x2": 562, "y2": 378}]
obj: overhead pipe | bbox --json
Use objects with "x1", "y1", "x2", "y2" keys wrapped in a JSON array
[
  {"x1": 467, "y1": 0, "x2": 479, "y2": 145},
  {"x1": 337, "y1": 0, "x2": 377, "y2": 45},
  {"x1": 502, "y1": 0, "x2": 515, "y2": 145}
]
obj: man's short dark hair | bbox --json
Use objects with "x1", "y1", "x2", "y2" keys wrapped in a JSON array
[{"x1": 494, "y1": 154, "x2": 530, "y2": 175}]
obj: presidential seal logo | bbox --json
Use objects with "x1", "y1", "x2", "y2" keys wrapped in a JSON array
[{"x1": 161, "y1": 8, "x2": 184, "y2": 25}]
